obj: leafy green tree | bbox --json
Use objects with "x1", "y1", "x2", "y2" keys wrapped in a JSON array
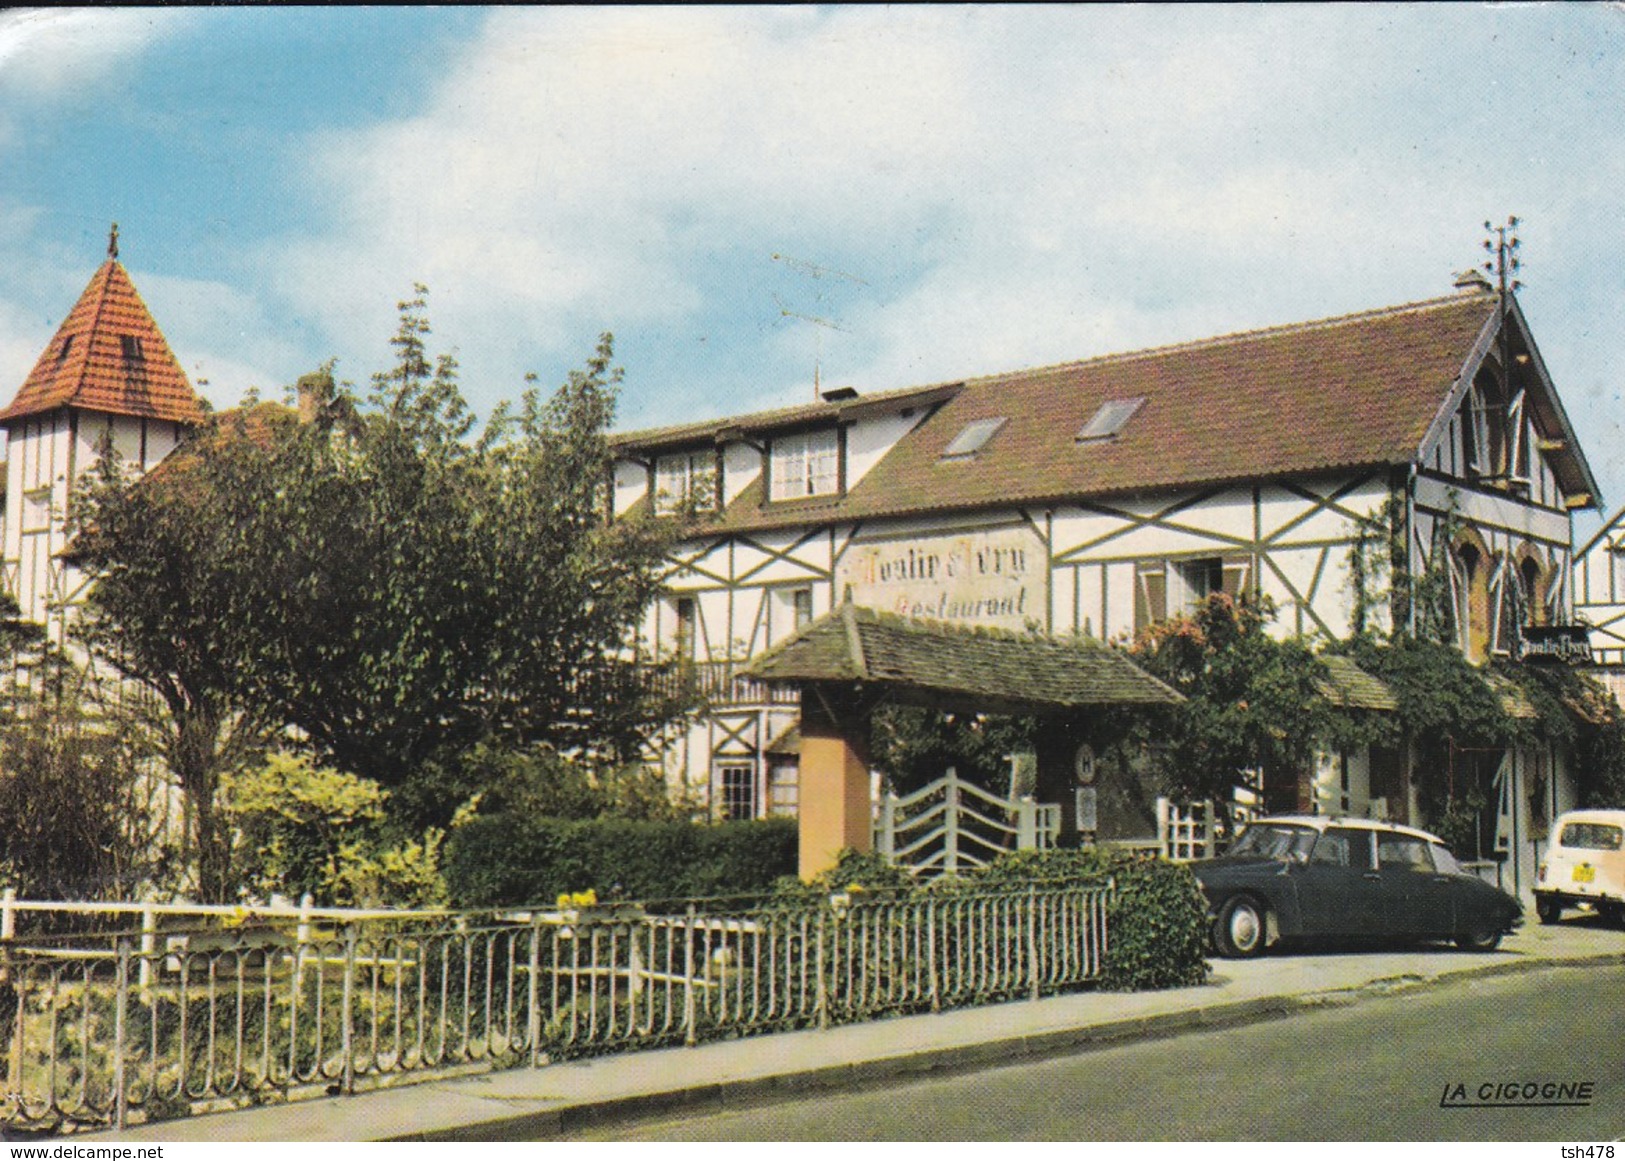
[
  {"x1": 70, "y1": 413, "x2": 283, "y2": 900},
  {"x1": 1127, "y1": 593, "x2": 1355, "y2": 827},
  {"x1": 73, "y1": 287, "x2": 688, "y2": 884},
  {"x1": 223, "y1": 290, "x2": 684, "y2": 826},
  {"x1": 869, "y1": 705, "x2": 1038, "y2": 797}
]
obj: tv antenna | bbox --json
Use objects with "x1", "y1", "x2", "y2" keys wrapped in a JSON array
[{"x1": 772, "y1": 252, "x2": 866, "y2": 400}]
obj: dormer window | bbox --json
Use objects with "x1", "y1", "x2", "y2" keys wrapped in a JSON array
[
  {"x1": 769, "y1": 429, "x2": 839, "y2": 500},
  {"x1": 56, "y1": 335, "x2": 74, "y2": 363},
  {"x1": 941, "y1": 416, "x2": 1006, "y2": 460},
  {"x1": 654, "y1": 450, "x2": 718, "y2": 515},
  {"x1": 120, "y1": 334, "x2": 144, "y2": 362},
  {"x1": 1077, "y1": 396, "x2": 1145, "y2": 443}
]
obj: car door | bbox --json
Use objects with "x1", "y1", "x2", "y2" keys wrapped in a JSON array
[
  {"x1": 1377, "y1": 833, "x2": 1455, "y2": 936},
  {"x1": 1295, "y1": 827, "x2": 1383, "y2": 936}
]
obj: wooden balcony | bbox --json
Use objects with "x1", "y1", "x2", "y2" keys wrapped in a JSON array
[{"x1": 646, "y1": 660, "x2": 801, "y2": 708}]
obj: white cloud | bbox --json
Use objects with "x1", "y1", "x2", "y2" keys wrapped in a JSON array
[
  {"x1": 255, "y1": 0, "x2": 1625, "y2": 480},
  {"x1": 0, "y1": 9, "x2": 182, "y2": 98}
]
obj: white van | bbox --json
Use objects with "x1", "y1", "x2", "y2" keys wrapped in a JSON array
[{"x1": 1535, "y1": 809, "x2": 1625, "y2": 925}]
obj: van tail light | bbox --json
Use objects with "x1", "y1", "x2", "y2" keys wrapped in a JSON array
[{"x1": 1537, "y1": 864, "x2": 1547, "y2": 883}]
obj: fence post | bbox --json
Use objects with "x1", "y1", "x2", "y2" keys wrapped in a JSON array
[
  {"x1": 877, "y1": 794, "x2": 896, "y2": 860},
  {"x1": 1, "y1": 887, "x2": 13, "y2": 940},
  {"x1": 295, "y1": 893, "x2": 314, "y2": 993},
  {"x1": 1017, "y1": 797, "x2": 1036, "y2": 851},
  {"x1": 1155, "y1": 796, "x2": 1169, "y2": 859},
  {"x1": 815, "y1": 909, "x2": 829, "y2": 1030},
  {"x1": 527, "y1": 916, "x2": 543, "y2": 1069},
  {"x1": 944, "y1": 769, "x2": 960, "y2": 875},
  {"x1": 138, "y1": 904, "x2": 156, "y2": 994},
  {"x1": 682, "y1": 905, "x2": 697, "y2": 1046},
  {"x1": 927, "y1": 897, "x2": 940, "y2": 1012},
  {"x1": 1027, "y1": 884, "x2": 1041, "y2": 1002},
  {"x1": 340, "y1": 923, "x2": 357, "y2": 1095},
  {"x1": 113, "y1": 937, "x2": 130, "y2": 1131}
]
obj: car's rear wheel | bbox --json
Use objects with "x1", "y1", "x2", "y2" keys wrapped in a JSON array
[
  {"x1": 1215, "y1": 895, "x2": 1267, "y2": 958},
  {"x1": 1455, "y1": 928, "x2": 1502, "y2": 952},
  {"x1": 1535, "y1": 897, "x2": 1563, "y2": 925},
  {"x1": 1600, "y1": 901, "x2": 1624, "y2": 926}
]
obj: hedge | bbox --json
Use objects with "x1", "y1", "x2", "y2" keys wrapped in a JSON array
[
  {"x1": 444, "y1": 814, "x2": 797, "y2": 907},
  {"x1": 775, "y1": 846, "x2": 1210, "y2": 992},
  {"x1": 954, "y1": 848, "x2": 1211, "y2": 990}
]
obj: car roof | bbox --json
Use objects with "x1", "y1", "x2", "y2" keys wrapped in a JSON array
[
  {"x1": 1553, "y1": 809, "x2": 1625, "y2": 826},
  {"x1": 1245, "y1": 814, "x2": 1444, "y2": 844}
]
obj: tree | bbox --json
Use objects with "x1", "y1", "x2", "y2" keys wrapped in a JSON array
[
  {"x1": 73, "y1": 288, "x2": 688, "y2": 880},
  {"x1": 1127, "y1": 593, "x2": 1354, "y2": 827},
  {"x1": 224, "y1": 291, "x2": 684, "y2": 826},
  {"x1": 70, "y1": 413, "x2": 284, "y2": 900}
]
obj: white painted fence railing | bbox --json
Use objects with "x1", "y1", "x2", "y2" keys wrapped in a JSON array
[
  {"x1": 0, "y1": 884, "x2": 1111, "y2": 1133},
  {"x1": 1155, "y1": 798, "x2": 1254, "y2": 861},
  {"x1": 876, "y1": 768, "x2": 1061, "y2": 877}
]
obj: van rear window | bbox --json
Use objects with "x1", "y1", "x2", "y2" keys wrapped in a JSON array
[{"x1": 1559, "y1": 822, "x2": 1624, "y2": 851}]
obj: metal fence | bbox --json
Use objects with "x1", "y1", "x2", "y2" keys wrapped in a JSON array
[{"x1": 1, "y1": 883, "x2": 1111, "y2": 1133}]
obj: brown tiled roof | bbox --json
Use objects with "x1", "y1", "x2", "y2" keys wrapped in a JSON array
[
  {"x1": 609, "y1": 381, "x2": 960, "y2": 453},
  {"x1": 743, "y1": 603, "x2": 1182, "y2": 715},
  {"x1": 0, "y1": 259, "x2": 204, "y2": 426},
  {"x1": 617, "y1": 292, "x2": 1586, "y2": 535}
]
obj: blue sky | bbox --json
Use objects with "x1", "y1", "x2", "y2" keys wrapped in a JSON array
[{"x1": 1, "y1": 6, "x2": 1623, "y2": 539}]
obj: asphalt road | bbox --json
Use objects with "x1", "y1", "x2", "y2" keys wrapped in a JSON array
[{"x1": 565, "y1": 963, "x2": 1625, "y2": 1141}]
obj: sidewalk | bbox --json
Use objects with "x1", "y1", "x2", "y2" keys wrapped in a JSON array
[{"x1": 89, "y1": 919, "x2": 1625, "y2": 1143}]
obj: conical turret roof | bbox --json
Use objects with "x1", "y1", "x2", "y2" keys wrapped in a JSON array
[{"x1": 0, "y1": 240, "x2": 205, "y2": 426}]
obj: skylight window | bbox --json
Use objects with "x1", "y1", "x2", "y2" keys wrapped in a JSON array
[
  {"x1": 1076, "y1": 397, "x2": 1146, "y2": 443},
  {"x1": 941, "y1": 416, "x2": 1007, "y2": 459}
]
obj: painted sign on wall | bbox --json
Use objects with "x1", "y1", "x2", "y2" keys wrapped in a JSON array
[{"x1": 839, "y1": 524, "x2": 1048, "y2": 630}]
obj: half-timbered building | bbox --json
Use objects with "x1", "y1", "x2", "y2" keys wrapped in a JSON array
[
  {"x1": 0, "y1": 231, "x2": 206, "y2": 648},
  {"x1": 612, "y1": 276, "x2": 1601, "y2": 897}
]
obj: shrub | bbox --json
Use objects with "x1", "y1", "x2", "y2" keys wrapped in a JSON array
[
  {"x1": 967, "y1": 848, "x2": 1209, "y2": 990},
  {"x1": 769, "y1": 845, "x2": 1209, "y2": 991},
  {"x1": 221, "y1": 753, "x2": 448, "y2": 908},
  {"x1": 444, "y1": 815, "x2": 797, "y2": 907}
]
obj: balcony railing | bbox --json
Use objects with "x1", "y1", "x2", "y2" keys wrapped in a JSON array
[{"x1": 646, "y1": 661, "x2": 800, "y2": 708}]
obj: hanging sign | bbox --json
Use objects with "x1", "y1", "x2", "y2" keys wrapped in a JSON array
[{"x1": 1516, "y1": 625, "x2": 1593, "y2": 665}]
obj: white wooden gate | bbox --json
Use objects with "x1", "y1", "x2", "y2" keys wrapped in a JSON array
[
  {"x1": 1156, "y1": 797, "x2": 1252, "y2": 861},
  {"x1": 876, "y1": 767, "x2": 1060, "y2": 877}
]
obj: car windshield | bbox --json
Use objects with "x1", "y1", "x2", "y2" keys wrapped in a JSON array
[{"x1": 1229, "y1": 823, "x2": 1317, "y2": 860}]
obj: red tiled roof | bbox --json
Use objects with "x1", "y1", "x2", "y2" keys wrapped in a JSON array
[
  {"x1": 618, "y1": 292, "x2": 1558, "y2": 534},
  {"x1": 0, "y1": 259, "x2": 205, "y2": 426}
]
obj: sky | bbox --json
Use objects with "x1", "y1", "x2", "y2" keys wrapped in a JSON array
[{"x1": 0, "y1": 5, "x2": 1622, "y2": 540}]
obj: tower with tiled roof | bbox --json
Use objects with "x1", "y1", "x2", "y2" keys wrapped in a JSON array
[{"x1": 1, "y1": 226, "x2": 206, "y2": 640}]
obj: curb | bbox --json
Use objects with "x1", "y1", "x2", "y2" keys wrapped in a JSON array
[{"x1": 390, "y1": 950, "x2": 1625, "y2": 1142}]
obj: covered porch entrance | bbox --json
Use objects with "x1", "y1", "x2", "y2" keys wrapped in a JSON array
[{"x1": 742, "y1": 603, "x2": 1183, "y2": 878}]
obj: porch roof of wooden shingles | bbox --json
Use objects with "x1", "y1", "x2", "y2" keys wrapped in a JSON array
[{"x1": 744, "y1": 603, "x2": 1183, "y2": 716}]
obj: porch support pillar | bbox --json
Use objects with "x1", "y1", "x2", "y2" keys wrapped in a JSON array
[{"x1": 798, "y1": 683, "x2": 874, "y2": 880}]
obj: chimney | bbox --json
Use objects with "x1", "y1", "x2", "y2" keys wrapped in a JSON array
[
  {"x1": 1453, "y1": 268, "x2": 1494, "y2": 295},
  {"x1": 295, "y1": 371, "x2": 331, "y2": 424}
]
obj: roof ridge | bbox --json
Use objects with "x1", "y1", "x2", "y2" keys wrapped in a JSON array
[{"x1": 961, "y1": 292, "x2": 1499, "y2": 386}]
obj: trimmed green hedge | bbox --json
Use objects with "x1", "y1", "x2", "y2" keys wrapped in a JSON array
[
  {"x1": 956, "y1": 848, "x2": 1211, "y2": 990},
  {"x1": 444, "y1": 814, "x2": 798, "y2": 907},
  {"x1": 775, "y1": 846, "x2": 1209, "y2": 992}
]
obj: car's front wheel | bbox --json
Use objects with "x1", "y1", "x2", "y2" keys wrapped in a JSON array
[
  {"x1": 1535, "y1": 897, "x2": 1562, "y2": 925},
  {"x1": 1455, "y1": 928, "x2": 1503, "y2": 952},
  {"x1": 1215, "y1": 895, "x2": 1267, "y2": 958}
]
